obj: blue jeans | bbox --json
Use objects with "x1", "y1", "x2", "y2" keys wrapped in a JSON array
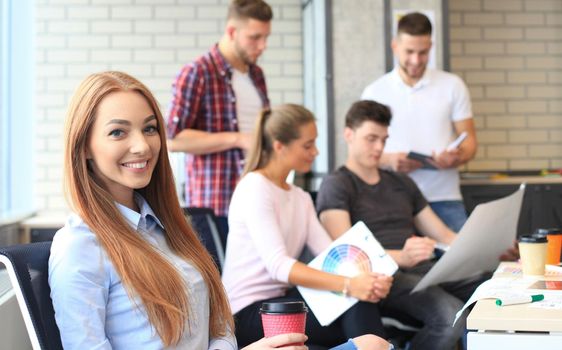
[
  {"x1": 429, "y1": 200, "x2": 467, "y2": 233},
  {"x1": 428, "y1": 200, "x2": 469, "y2": 349}
]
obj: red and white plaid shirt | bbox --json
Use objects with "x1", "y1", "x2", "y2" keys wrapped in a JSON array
[{"x1": 167, "y1": 44, "x2": 269, "y2": 216}]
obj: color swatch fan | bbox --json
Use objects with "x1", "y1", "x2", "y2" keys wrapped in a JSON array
[
  {"x1": 323, "y1": 244, "x2": 372, "y2": 277},
  {"x1": 298, "y1": 221, "x2": 398, "y2": 326}
]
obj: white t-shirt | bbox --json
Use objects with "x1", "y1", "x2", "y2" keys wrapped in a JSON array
[
  {"x1": 232, "y1": 69, "x2": 263, "y2": 134},
  {"x1": 222, "y1": 172, "x2": 332, "y2": 314},
  {"x1": 361, "y1": 68, "x2": 472, "y2": 202}
]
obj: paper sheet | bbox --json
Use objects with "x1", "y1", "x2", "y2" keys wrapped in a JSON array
[
  {"x1": 452, "y1": 276, "x2": 538, "y2": 325},
  {"x1": 495, "y1": 263, "x2": 562, "y2": 277},
  {"x1": 297, "y1": 221, "x2": 398, "y2": 326},
  {"x1": 412, "y1": 184, "x2": 525, "y2": 293},
  {"x1": 529, "y1": 293, "x2": 562, "y2": 310},
  {"x1": 453, "y1": 273, "x2": 562, "y2": 325}
]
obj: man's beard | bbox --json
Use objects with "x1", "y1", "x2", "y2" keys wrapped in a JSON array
[
  {"x1": 234, "y1": 43, "x2": 256, "y2": 66},
  {"x1": 399, "y1": 62, "x2": 426, "y2": 80}
]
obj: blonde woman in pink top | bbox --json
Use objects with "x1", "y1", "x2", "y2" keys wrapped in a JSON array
[{"x1": 222, "y1": 104, "x2": 393, "y2": 350}]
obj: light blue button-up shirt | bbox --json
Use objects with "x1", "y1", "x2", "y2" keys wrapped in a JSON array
[{"x1": 48, "y1": 193, "x2": 236, "y2": 350}]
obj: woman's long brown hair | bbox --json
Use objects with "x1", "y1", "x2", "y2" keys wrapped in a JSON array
[{"x1": 63, "y1": 71, "x2": 233, "y2": 345}]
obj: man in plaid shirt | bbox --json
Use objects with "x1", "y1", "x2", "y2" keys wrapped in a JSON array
[{"x1": 167, "y1": 0, "x2": 272, "y2": 244}]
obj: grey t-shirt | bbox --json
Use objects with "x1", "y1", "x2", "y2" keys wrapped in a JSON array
[{"x1": 316, "y1": 167, "x2": 427, "y2": 250}]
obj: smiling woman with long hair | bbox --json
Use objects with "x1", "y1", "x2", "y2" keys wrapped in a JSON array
[
  {"x1": 49, "y1": 71, "x2": 233, "y2": 349},
  {"x1": 48, "y1": 71, "x2": 307, "y2": 350}
]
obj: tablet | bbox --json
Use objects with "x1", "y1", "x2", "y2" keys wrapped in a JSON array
[{"x1": 407, "y1": 151, "x2": 437, "y2": 170}]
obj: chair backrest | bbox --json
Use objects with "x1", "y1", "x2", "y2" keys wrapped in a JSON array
[
  {"x1": 0, "y1": 242, "x2": 63, "y2": 350},
  {"x1": 183, "y1": 207, "x2": 225, "y2": 272}
]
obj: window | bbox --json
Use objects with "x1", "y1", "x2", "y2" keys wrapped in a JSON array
[
  {"x1": 0, "y1": 0, "x2": 8, "y2": 215},
  {"x1": 0, "y1": 0, "x2": 34, "y2": 219},
  {"x1": 302, "y1": 0, "x2": 333, "y2": 189}
]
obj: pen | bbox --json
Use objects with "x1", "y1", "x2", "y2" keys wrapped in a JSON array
[{"x1": 495, "y1": 294, "x2": 544, "y2": 306}]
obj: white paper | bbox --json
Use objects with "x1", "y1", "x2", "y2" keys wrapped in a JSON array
[
  {"x1": 453, "y1": 276, "x2": 538, "y2": 326},
  {"x1": 412, "y1": 184, "x2": 525, "y2": 293},
  {"x1": 297, "y1": 221, "x2": 398, "y2": 326},
  {"x1": 446, "y1": 131, "x2": 468, "y2": 151},
  {"x1": 494, "y1": 263, "x2": 562, "y2": 277},
  {"x1": 530, "y1": 292, "x2": 562, "y2": 310}
]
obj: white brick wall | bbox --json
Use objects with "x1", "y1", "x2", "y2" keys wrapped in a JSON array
[
  {"x1": 35, "y1": 0, "x2": 303, "y2": 215},
  {"x1": 450, "y1": 0, "x2": 562, "y2": 171}
]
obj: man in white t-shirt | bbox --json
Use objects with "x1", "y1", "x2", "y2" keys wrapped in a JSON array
[{"x1": 361, "y1": 12, "x2": 477, "y2": 232}]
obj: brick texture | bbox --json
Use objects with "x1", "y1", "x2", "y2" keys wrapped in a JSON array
[
  {"x1": 35, "y1": 0, "x2": 303, "y2": 214},
  {"x1": 450, "y1": 0, "x2": 562, "y2": 171}
]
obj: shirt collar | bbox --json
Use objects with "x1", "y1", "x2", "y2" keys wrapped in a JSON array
[
  {"x1": 210, "y1": 43, "x2": 232, "y2": 77},
  {"x1": 209, "y1": 43, "x2": 259, "y2": 79},
  {"x1": 115, "y1": 193, "x2": 165, "y2": 232},
  {"x1": 391, "y1": 67, "x2": 432, "y2": 90}
]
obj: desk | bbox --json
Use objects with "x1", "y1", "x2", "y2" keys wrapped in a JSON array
[
  {"x1": 460, "y1": 178, "x2": 562, "y2": 236},
  {"x1": 20, "y1": 214, "x2": 66, "y2": 243},
  {"x1": 467, "y1": 263, "x2": 562, "y2": 349}
]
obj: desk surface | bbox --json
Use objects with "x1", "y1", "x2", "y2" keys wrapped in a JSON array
[
  {"x1": 461, "y1": 175, "x2": 562, "y2": 186},
  {"x1": 467, "y1": 263, "x2": 562, "y2": 332},
  {"x1": 20, "y1": 214, "x2": 67, "y2": 228}
]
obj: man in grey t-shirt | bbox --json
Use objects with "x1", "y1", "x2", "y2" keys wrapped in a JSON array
[{"x1": 316, "y1": 100, "x2": 487, "y2": 350}]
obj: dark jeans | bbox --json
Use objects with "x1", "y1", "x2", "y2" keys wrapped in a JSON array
[
  {"x1": 380, "y1": 267, "x2": 490, "y2": 350},
  {"x1": 234, "y1": 288, "x2": 386, "y2": 348},
  {"x1": 429, "y1": 200, "x2": 468, "y2": 233}
]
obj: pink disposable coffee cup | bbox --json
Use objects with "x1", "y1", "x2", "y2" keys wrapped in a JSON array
[{"x1": 260, "y1": 301, "x2": 307, "y2": 346}]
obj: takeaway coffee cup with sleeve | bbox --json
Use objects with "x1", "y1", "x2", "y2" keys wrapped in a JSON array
[
  {"x1": 519, "y1": 235, "x2": 548, "y2": 275},
  {"x1": 260, "y1": 301, "x2": 307, "y2": 345}
]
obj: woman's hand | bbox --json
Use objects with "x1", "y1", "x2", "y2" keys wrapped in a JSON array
[
  {"x1": 241, "y1": 334, "x2": 308, "y2": 350},
  {"x1": 349, "y1": 273, "x2": 393, "y2": 302},
  {"x1": 372, "y1": 273, "x2": 393, "y2": 301}
]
